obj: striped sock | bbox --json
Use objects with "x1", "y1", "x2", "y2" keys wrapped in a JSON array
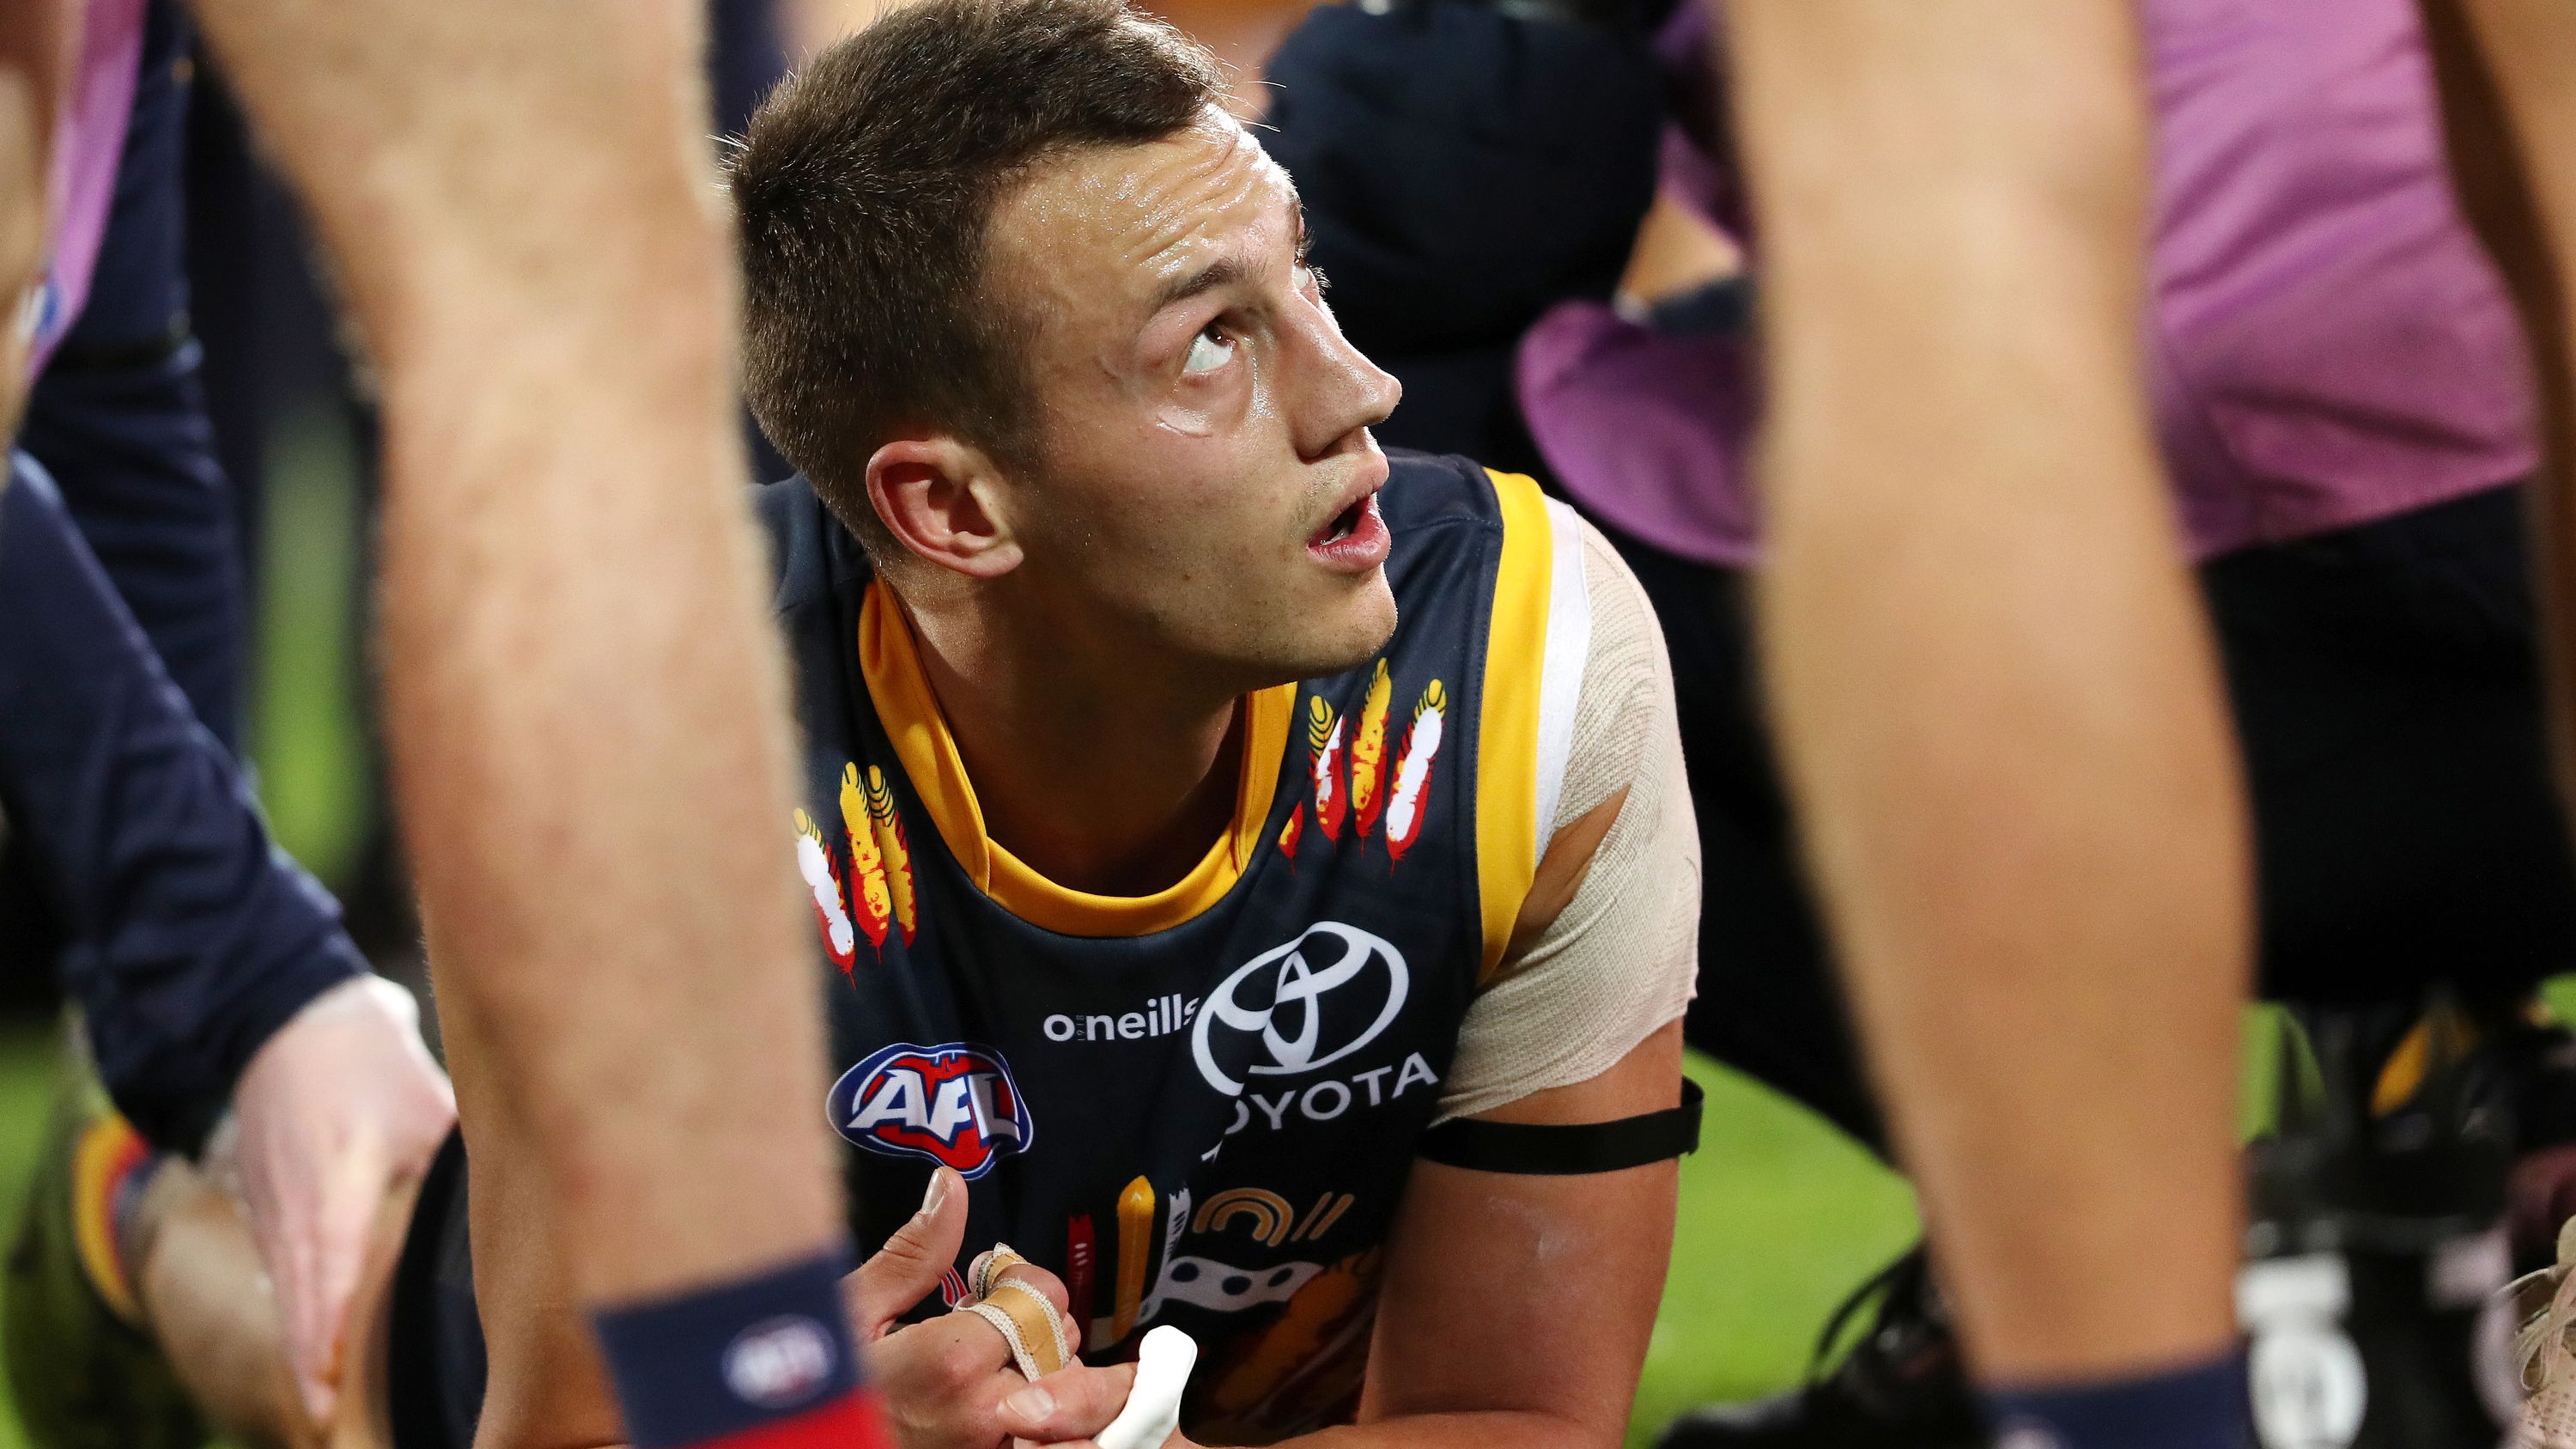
[
  {"x1": 69, "y1": 1113, "x2": 157, "y2": 1325},
  {"x1": 591, "y1": 1245, "x2": 894, "y2": 1449},
  {"x1": 1985, "y1": 1352, "x2": 2252, "y2": 1449}
]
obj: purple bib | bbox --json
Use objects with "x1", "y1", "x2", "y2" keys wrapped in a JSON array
[
  {"x1": 27, "y1": 0, "x2": 146, "y2": 380},
  {"x1": 1521, "y1": 0, "x2": 2537, "y2": 566}
]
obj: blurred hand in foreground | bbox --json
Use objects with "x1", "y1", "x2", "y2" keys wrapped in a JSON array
[{"x1": 223, "y1": 974, "x2": 456, "y2": 1425}]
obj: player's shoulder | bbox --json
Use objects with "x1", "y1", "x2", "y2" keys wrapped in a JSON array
[
  {"x1": 755, "y1": 472, "x2": 874, "y2": 617},
  {"x1": 1379, "y1": 448, "x2": 1558, "y2": 606},
  {"x1": 1379, "y1": 447, "x2": 1512, "y2": 535}
]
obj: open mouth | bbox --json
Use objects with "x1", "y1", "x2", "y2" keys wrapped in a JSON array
[
  {"x1": 1314, "y1": 494, "x2": 1370, "y2": 547},
  {"x1": 1305, "y1": 489, "x2": 1389, "y2": 571}
]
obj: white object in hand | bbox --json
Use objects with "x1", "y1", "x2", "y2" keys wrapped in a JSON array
[{"x1": 1096, "y1": 1325, "x2": 1199, "y2": 1449}]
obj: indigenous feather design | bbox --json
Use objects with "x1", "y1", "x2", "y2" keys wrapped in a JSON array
[
  {"x1": 1308, "y1": 696, "x2": 1347, "y2": 841},
  {"x1": 793, "y1": 807, "x2": 856, "y2": 974},
  {"x1": 1384, "y1": 680, "x2": 1446, "y2": 863},
  {"x1": 865, "y1": 766, "x2": 918, "y2": 945},
  {"x1": 840, "y1": 764, "x2": 892, "y2": 951},
  {"x1": 1348, "y1": 661, "x2": 1394, "y2": 838}
]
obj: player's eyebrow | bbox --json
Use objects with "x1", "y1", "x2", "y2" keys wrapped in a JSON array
[
  {"x1": 1145, "y1": 195, "x2": 1306, "y2": 317},
  {"x1": 1149, "y1": 254, "x2": 1251, "y2": 317}
]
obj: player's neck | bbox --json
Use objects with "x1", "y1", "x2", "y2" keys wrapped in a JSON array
[{"x1": 907, "y1": 600, "x2": 1248, "y2": 898}]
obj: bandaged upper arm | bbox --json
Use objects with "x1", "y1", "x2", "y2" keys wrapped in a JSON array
[{"x1": 1437, "y1": 514, "x2": 1699, "y2": 1123}]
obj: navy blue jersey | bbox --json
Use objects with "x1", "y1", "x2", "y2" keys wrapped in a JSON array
[{"x1": 760, "y1": 451, "x2": 1560, "y2": 1440}]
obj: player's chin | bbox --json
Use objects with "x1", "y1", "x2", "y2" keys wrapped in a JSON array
[{"x1": 1293, "y1": 573, "x2": 1398, "y2": 676}]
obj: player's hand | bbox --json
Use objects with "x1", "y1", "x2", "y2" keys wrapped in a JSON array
[
  {"x1": 847, "y1": 1168, "x2": 1137, "y2": 1448},
  {"x1": 1000, "y1": 1397, "x2": 1194, "y2": 1449},
  {"x1": 1005, "y1": 1391, "x2": 1206, "y2": 1433},
  {"x1": 225, "y1": 974, "x2": 457, "y2": 1426}
]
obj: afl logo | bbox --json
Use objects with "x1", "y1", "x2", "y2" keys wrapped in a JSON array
[
  {"x1": 722, "y1": 1315, "x2": 838, "y2": 1409},
  {"x1": 1193, "y1": 922, "x2": 1408, "y2": 1095},
  {"x1": 827, "y1": 1042, "x2": 1033, "y2": 1179}
]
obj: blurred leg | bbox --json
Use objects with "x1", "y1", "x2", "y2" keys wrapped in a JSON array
[
  {"x1": 127, "y1": 1161, "x2": 313, "y2": 1449},
  {"x1": 185, "y1": 0, "x2": 846, "y2": 1309},
  {"x1": 1729, "y1": 0, "x2": 2251, "y2": 1391},
  {"x1": 183, "y1": 0, "x2": 878, "y2": 1441},
  {"x1": 75, "y1": 1149, "x2": 410, "y2": 1449}
]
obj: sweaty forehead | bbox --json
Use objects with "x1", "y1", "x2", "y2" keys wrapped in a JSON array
[{"x1": 990, "y1": 111, "x2": 1295, "y2": 324}]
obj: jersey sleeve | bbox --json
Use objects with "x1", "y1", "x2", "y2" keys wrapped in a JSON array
[{"x1": 1442, "y1": 511, "x2": 1699, "y2": 1123}]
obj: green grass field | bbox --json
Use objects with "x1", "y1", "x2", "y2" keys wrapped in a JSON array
[{"x1": 0, "y1": 1029, "x2": 1921, "y2": 1448}]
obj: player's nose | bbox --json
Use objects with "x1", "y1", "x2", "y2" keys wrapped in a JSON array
[{"x1": 1291, "y1": 298, "x2": 1401, "y2": 462}]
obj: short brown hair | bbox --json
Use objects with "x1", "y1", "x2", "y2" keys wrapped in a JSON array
[{"x1": 732, "y1": 0, "x2": 1225, "y2": 548}]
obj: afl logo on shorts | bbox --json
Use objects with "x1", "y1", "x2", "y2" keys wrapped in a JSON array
[{"x1": 827, "y1": 1042, "x2": 1034, "y2": 1179}]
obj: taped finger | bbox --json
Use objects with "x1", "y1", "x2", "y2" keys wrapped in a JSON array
[
  {"x1": 987, "y1": 1260, "x2": 1071, "y2": 1318},
  {"x1": 969, "y1": 1244, "x2": 1030, "y2": 1301},
  {"x1": 960, "y1": 1277, "x2": 1072, "y2": 1379}
]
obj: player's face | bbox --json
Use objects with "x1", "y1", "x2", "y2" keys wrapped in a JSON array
[{"x1": 982, "y1": 109, "x2": 1403, "y2": 687}]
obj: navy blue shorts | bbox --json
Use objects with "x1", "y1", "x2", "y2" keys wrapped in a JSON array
[{"x1": 387, "y1": 1129, "x2": 481, "y2": 1449}]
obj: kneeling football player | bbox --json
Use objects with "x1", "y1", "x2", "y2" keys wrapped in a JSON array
[{"x1": 8, "y1": 2, "x2": 1703, "y2": 1446}]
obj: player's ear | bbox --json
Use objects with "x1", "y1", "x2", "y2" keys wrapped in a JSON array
[{"x1": 866, "y1": 435, "x2": 1024, "y2": 579}]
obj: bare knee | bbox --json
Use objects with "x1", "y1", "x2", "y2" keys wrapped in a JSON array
[{"x1": 129, "y1": 1164, "x2": 313, "y2": 1449}]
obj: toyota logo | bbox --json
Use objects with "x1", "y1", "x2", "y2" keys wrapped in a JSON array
[{"x1": 1193, "y1": 922, "x2": 1408, "y2": 1095}]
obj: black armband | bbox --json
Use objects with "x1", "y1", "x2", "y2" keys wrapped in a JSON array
[{"x1": 1416, "y1": 1079, "x2": 1703, "y2": 1174}]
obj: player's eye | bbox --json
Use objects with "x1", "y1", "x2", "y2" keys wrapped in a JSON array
[
  {"x1": 1295, "y1": 228, "x2": 1327, "y2": 296},
  {"x1": 1184, "y1": 323, "x2": 1236, "y2": 375}
]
